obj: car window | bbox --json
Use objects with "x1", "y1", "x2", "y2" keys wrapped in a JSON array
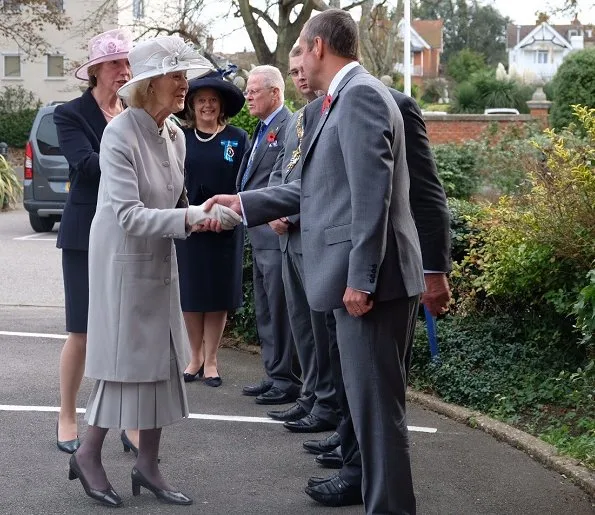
[{"x1": 36, "y1": 113, "x2": 62, "y2": 156}]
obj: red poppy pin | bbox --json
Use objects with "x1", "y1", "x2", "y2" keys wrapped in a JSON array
[{"x1": 266, "y1": 131, "x2": 277, "y2": 144}]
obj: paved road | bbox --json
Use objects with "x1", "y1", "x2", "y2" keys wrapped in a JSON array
[{"x1": 0, "y1": 208, "x2": 593, "y2": 515}]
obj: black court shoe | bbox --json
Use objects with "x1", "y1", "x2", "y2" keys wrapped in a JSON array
[
  {"x1": 121, "y1": 431, "x2": 160, "y2": 463},
  {"x1": 183, "y1": 363, "x2": 204, "y2": 383},
  {"x1": 56, "y1": 420, "x2": 80, "y2": 454},
  {"x1": 131, "y1": 467, "x2": 192, "y2": 505},
  {"x1": 68, "y1": 453, "x2": 123, "y2": 507}
]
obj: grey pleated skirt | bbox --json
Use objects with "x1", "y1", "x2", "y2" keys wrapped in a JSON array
[{"x1": 84, "y1": 341, "x2": 189, "y2": 430}]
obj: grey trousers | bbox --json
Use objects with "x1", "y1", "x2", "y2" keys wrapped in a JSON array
[
  {"x1": 252, "y1": 248, "x2": 300, "y2": 395},
  {"x1": 333, "y1": 296, "x2": 419, "y2": 515},
  {"x1": 281, "y1": 247, "x2": 338, "y2": 423}
]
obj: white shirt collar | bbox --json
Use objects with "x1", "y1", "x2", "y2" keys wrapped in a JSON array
[
  {"x1": 262, "y1": 103, "x2": 285, "y2": 127},
  {"x1": 327, "y1": 61, "x2": 359, "y2": 97}
]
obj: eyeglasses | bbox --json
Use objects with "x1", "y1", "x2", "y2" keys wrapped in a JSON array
[{"x1": 243, "y1": 86, "x2": 274, "y2": 98}]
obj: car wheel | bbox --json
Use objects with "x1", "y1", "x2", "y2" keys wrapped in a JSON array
[{"x1": 29, "y1": 212, "x2": 55, "y2": 232}]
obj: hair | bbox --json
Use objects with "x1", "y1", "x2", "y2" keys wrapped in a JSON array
[
  {"x1": 303, "y1": 8, "x2": 359, "y2": 61},
  {"x1": 125, "y1": 78, "x2": 152, "y2": 108},
  {"x1": 248, "y1": 65, "x2": 285, "y2": 100},
  {"x1": 184, "y1": 88, "x2": 227, "y2": 129},
  {"x1": 289, "y1": 46, "x2": 302, "y2": 58},
  {"x1": 87, "y1": 64, "x2": 100, "y2": 88}
]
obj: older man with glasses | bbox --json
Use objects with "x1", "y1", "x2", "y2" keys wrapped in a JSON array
[{"x1": 237, "y1": 66, "x2": 301, "y2": 405}]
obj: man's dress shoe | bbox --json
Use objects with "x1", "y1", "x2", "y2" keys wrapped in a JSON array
[
  {"x1": 303, "y1": 432, "x2": 341, "y2": 454},
  {"x1": 255, "y1": 386, "x2": 298, "y2": 405},
  {"x1": 305, "y1": 475, "x2": 363, "y2": 507},
  {"x1": 284, "y1": 413, "x2": 336, "y2": 433},
  {"x1": 267, "y1": 403, "x2": 307, "y2": 421},
  {"x1": 315, "y1": 447, "x2": 343, "y2": 469},
  {"x1": 307, "y1": 472, "x2": 340, "y2": 487},
  {"x1": 242, "y1": 380, "x2": 273, "y2": 397}
]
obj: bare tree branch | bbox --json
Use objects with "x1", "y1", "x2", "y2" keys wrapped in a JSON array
[{"x1": 250, "y1": 6, "x2": 280, "y2": 32}]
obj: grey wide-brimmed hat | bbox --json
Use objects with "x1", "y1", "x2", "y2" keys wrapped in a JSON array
[{"x1": 117, "y1": 35, "x2": 213, "y2": 99}]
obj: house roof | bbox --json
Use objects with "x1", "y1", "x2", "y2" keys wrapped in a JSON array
[
  {"x1": 412, "y1": 19, "x2": 443, "y2": 49},
  {"x1": 507, "y1": 21, "x2": 595, "y2": 48}
]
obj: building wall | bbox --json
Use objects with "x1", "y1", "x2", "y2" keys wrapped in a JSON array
[
  {"x1": 423, "y1": 113, "x2": 539, "y2": 145},
  {"x1": 0, "y1": 0, "x2": 118, "y2": 104},
  {"x1": 509, "y1": 43, "x2": 571, "y2": 81}
]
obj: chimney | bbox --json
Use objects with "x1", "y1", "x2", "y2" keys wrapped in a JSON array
[{"x1": 516, "y1": 25, "x2": 521, "y2": 46}]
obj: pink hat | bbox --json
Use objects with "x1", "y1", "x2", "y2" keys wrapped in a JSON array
[{"x1": 75, "y1": 28, "x2": 133, "y2": 80}]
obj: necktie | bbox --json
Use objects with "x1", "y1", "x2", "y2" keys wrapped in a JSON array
[
  {"x1": 321, "y1": 94, "x2": 332, "y2": 114},
  {"x1": 241, "y1": 122, "x2": 267, "y2": 190}
]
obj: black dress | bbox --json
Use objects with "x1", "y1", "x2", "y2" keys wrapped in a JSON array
[{"x1": 175, "y1": 125, "x2": 249, "y2": 312}]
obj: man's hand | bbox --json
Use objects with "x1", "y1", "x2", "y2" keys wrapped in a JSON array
[
  {"x1": 421, "y1": 273, "x2": 451, "y2": 316},
  {"x1": 343, "y1": 287, "x2": 374, "y2": 317},
  {"x1": 269, "y1": 219, "x2": 289, "y2": 235},
  {"x1": 202, "y1": 194, "x2": 243, "y2": 217}
]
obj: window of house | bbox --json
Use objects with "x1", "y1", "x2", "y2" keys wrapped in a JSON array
[
  {"x1": 47, "y1": 55, "x2": 64, "y2": 77},
  {"x1": 132, "y1": 0, "x2": 145, "y2": 19},
  {"x1": 47, "y1": 0, "x2": 64, "y2": 10},
  {"x1": 2, "y1": 0, "x2": 21, "y2": 13},
  {"x1": 587, "y1": 30, "x2": 593, "y2": 38},
  {"x1": 3, "y1": 55, "x2": 21, "y2": 78},
  {"x1": 536, "y1": 50, "x2": 548, "y2": 64}
]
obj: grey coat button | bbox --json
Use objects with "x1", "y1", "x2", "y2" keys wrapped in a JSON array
[
  {"x1": 162, "y1": 161, "x2": 170, "y2": 167},
  {"x1": 164, "y1": 255, "x2": 171, "y2": 263},
  {"x1": 164, "y1": 278, "x2": 171, "y2": 285},
  {"x1": 167, "y1": 184, "x2": 173, "y2": 191}
]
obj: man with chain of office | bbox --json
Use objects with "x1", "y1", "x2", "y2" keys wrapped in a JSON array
[{"x1": 265, "y1": 46, "x2": 340, "y2": 435}]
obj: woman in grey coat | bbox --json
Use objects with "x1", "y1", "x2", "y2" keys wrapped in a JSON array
[{"x1": 67, "y1": 36, "x2": 241, "y2": 508}]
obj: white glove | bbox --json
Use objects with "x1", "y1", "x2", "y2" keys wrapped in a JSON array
[{"x1": 187, "y1": 202, "x2": 242, "y2": 230}]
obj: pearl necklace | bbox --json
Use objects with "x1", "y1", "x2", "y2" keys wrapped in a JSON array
[
  {"x1": 194, "y1": 125, "x2": 223, "y2": 143},
  {"x1": 99, "y1": 101, "x2": 123, "y2": 120}
]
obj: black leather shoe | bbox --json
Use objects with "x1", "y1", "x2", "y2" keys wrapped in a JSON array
[
  {"x1": 121, "y1": 430, "x2": 138, "y2": 457},
  {"x1": 284, "y1": 414, "x2": 337, "y2": 433},
  {"x1": 242, "y1": 380, "x2": 273, "y2": 397},
  {"x1": 183, "y1": 363, "x2": 204, "y2": 383},
  {"x1": 267, "y1": 403, "x2": 307, "y2": 421},
  {"x1": 204, "y1": 376, "x2": 222, "y2": 387},
  {"x1": 307, "y1": 473, "x2": 340, "y2": 487},
  {"x1": 131, "y1": 467, "x2": 192, "y2": 505},
  {"x1": 305, "y1": 475, "x2": 362, "y2": 507},
  {"x1": 303, "y1": 432, "x2": 341, "y2": 454},
  {"x1": 56, "y1": 421, "x2": 80, "y2": 454},
  {"x1": 315, "y1": 447, "x2": 343, "y2": 469},
  {"x1": 68, "y1": 454, "x2": 123, "y2": 507},
  {"x1": 254, "y1": 386, "x2": 298, "y2": 405}
]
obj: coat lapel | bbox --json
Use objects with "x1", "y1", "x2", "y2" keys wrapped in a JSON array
[
  {"x1": 80, "y1": 88, "x2": 108, "y2": 141},
  {"x1": 302, "y1": 65, "x2": 367, "y2": 164}
]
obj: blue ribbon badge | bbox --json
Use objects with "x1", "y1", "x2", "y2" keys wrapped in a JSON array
[{"x1": 221, "y1": 140, "x2": 238, "y2": 163}]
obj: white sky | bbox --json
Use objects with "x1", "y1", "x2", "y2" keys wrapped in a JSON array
[{"x1": 203, "y1": 0, "x2": 595, "y2": 53}]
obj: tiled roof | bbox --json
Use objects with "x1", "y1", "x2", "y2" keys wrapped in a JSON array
[
  {"x1": 412, "y1": 19, "x2": 443, "y2": 49},
  {"x1": 507, "y1": 22, "x2": 595, "y2": 48}
]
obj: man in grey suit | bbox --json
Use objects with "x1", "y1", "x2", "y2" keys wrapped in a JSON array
[
  {"x1": 306, "y1": 86, "x2": 452, "y2": 495},
  {"x1": 238, "y1": 66, "x2": 300, "y2": 405},
  {"x1": 207, "y1": 10, "x2": 428, "y2": 514},
  {"x1": 265, "y1": 47, "x2": 339, "y2": 433}
]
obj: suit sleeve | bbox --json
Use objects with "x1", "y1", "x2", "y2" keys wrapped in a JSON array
[
  {"x1": 400, "y1": 96, "x2": 451, "y2": 272},
  {"x1": 99, "y1": 124, "x2": 187, "y2": 238},
  {"x1": 338, "y1": 84, "x2": 395, "y2": 294},
  {"x1": 54, "y1": 104, "x2": 100, "y2": 181},
  {"x1": 240, "y1": 181, "x2": 301, "y2": 226}
]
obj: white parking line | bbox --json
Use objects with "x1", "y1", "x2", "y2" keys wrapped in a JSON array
[
  {"x1": 0, "y1": 405, "x2": 438, "y2": 432},
  {"x1": 13, "y1": 234, "x2": 56, "y2": 241},
  {"x1": 0, "y1": 331, "x2": 439, "y2": 433},
  {"x1": 0, "y1": 331, "x2": 66, "y2": 339}
]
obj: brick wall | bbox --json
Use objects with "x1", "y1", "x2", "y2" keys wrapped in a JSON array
[{"x1": 423, "y1": 113, "x2": 540, "y2": 145}]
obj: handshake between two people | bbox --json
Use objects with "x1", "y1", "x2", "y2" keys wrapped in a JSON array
[{"x1": 185, "y1": 195, "x2": 243, "y2": 233}]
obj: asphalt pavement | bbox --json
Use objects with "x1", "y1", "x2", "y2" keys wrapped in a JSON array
[{"x1": 0, "y1": 208, "x2": 593, "y2": 515}]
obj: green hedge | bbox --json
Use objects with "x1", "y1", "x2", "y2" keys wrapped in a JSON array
[{"x1": 0, "y1": 110, "x2": 37, "y2": 148}]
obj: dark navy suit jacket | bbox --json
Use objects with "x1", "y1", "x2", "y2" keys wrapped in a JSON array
[{"x1": 54, "y1": 88, "x2": 107, "y2": 251}]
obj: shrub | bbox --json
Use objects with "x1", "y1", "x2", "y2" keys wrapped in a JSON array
[
  {"x1": 450, "y1": 70, "x2": 534, "y2": 114},
  {"x1": 0, "y1": 155, "x2": 22, "y2": 209},
  {"x1": 432, "y1": 142, "x2": 480, "y2": 199},
  {"x1": 0, "y1": 86, "x2": 41, "y2": 148},
  {"x1": 446, "y1": 49, "x2": 487, "y2": 84},
  {"x1": 550, "y1": 47, "x2": 595, "y2": 130},
  {"x1": 421, "y1": 78, "x2": 448, "y2": 104}
]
